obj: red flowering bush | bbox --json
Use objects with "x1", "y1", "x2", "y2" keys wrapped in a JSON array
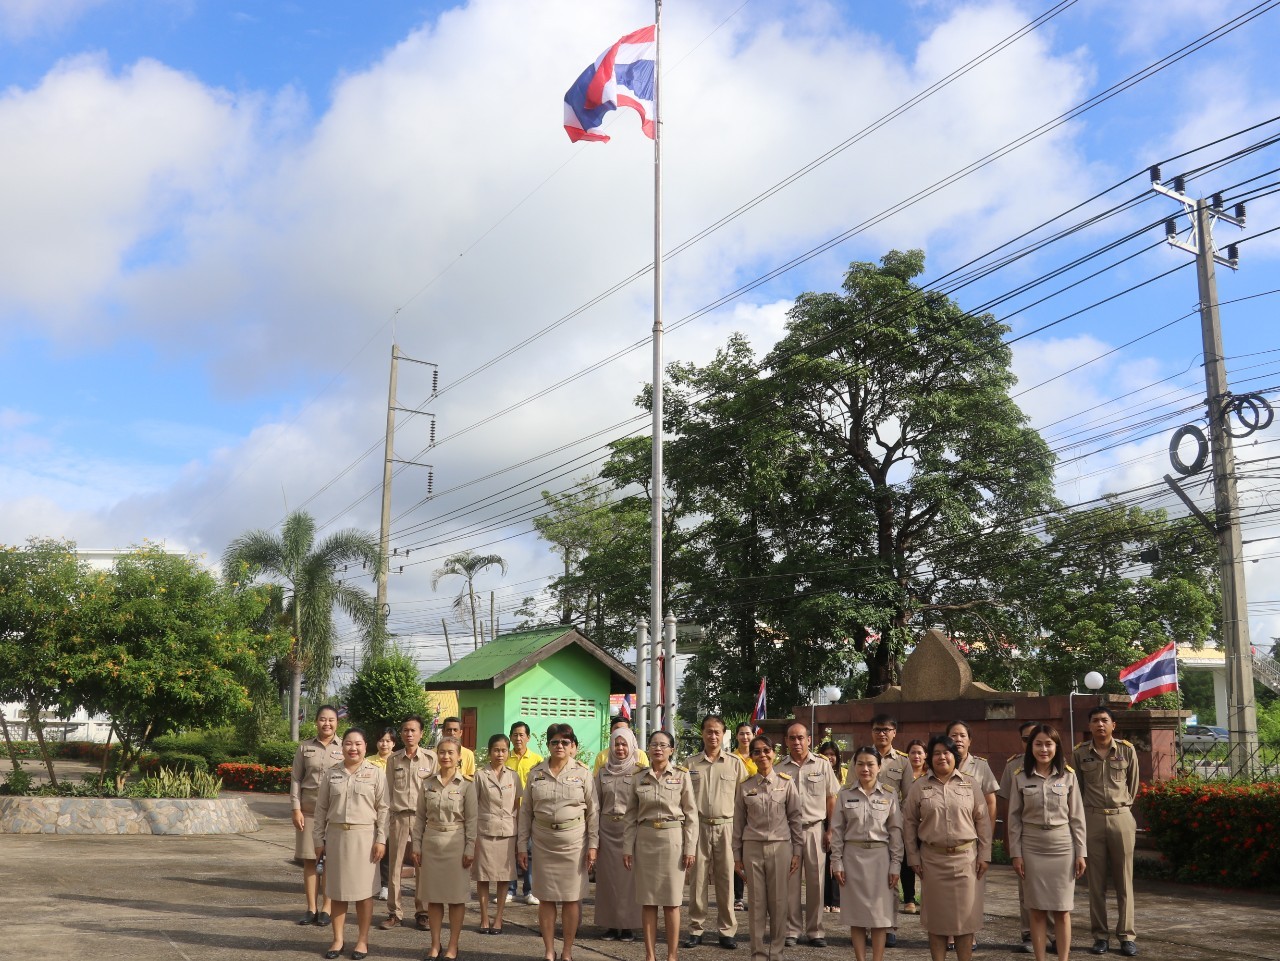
[
  {"x1": 216, "y1": 762, "x2": 290, "y2": 793},
  {"x1": 1137, "y1": 778, "x2": 1280, "y2": 887}
]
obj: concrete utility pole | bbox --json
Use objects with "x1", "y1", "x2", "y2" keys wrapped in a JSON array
[{"x1": 1152, "y1": 167, "x2": 1259, "y2": 775}]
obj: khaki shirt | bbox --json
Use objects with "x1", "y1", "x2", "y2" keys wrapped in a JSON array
[
  {"x1": 290, "y1": 736, "x2": 344, "y2": 811},
  {"x1": 387, "y1": 747, "x2": 438, "y2": 814},
  {"x1": 597, "y1": 767, "x2": 639, "y2": 819},
  {"x1": 517, "y1": 758, "x2": 600, "y2": 850},
  {"x1": 958, "y1": 753, "x2": 999, "y2": 796},
  {"x1": 778, "y1": 751, "x2": 839, "y2": 825},
  {"x1": 623, "y1": 764, "x2": 698, "y2": 858},
  {"x1": 732, "y1": 771, "x2": 803, "y2": 858},
  {"x1": 902, "y1": 771, "x2": 993, "y2": 869},
  {"x1": 313, "y1": 759, "x2": 389, "y2": 846},
  {"x1": 1071, "y1": 738, "x2": 1140, "y2": 810},
  {"x1": 687, "y1": 750, "x2": 749, "y2": 820},
  {"x1": 829, "y1": 782, "x2": 904, "y2": 872},
  {"x1": 475, "y1": 765, "x2": 519, "y2": 837},
  {"x1": 1007, "y1": 767, "x2": 1086, "y2": 860},
  {"x1": 996, "y1": 752, "x2": 1023, "y2": 800},
  {"x1": 413, "y1": 770, "x2": 478, "y2": 859},
  {"x1": 846, "y1": 747, "x2": 908, "y2": 796}
]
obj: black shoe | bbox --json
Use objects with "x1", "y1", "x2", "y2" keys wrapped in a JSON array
[
  {"x1": 1016, "y1": 937, "x2": 1033, "y2": 955},
  {"x1": 1091, "y1": 940, "x2": 1109, "y2": 955},
  {"x1": 885, "y1": 933, "x2": 897, "y2": 948},
  {"x1": 1047, "y1": 941, "x2": 1057, "y2": 954},
  {"x1": 619, "y1": 930, "x2": 635, "y2": 943},
  {"x1": 1119, "y1": 942, "x2": 1137, "y2": 957},
  {"x1": 810, "y1": 939, "x2": 826, "y2": 948},
  {"x1": 323, "y1": 952, "x2": 341, "y2": 960},
  {"x1": 353, "y1": 953, "x2": 367, "y2": 961},
  {"x1": 783, "y1": 938, "x2": 797, "y2": 948},
  {"x1": 300, "y1": 911, "x2": 317, "y2": 926},
  {"x1": 681, "y1": 935, "x2": 703, "y2": 948},
  {"x1": 316, "y1": 912, "x2": 332, "y2": 926},
  {"x1": 718, "y1": 936, "x2": 737, "y2": 950},
  {"x1": 601, "y1": 930, "x2": 619, "y2": 942}
]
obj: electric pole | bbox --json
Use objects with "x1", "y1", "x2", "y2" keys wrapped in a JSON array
[{"x1": 1152, "y1": 166, "x2": 1258, "y2": 775}]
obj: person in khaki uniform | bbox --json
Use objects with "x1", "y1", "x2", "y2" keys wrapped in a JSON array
[
  {"x1": 440, "y1": 717, "x2": 477, "y2": 776},
  {"x1": 518, "y1": 723, "x2": 599, "y2": 961},
  {"x1": 412, "y1": 737, "x2": 477, "y2": 961},
  {"x1": 946, "y1": 720, "x2": 999, "y2": 946},
  {"x1": 624, "y1": 730, "x2": 698, "y2": 961},
  {"x1": 1072, "y1": 706, "x2": 1139, "y2": 957},
  {"x1": 733, "y1": 735, "x2": 802, "y2": 961},
  {"x1": 380, "y1": 714, "x2": 438, "y2": 931},
  {"x1": 1009, "y1": 724, "x2": 1086, "y2": 961},
  {"x1": 846, "y1": 715, "x2": 908, "y2": 794},
  {"x1": 597, "y1": 727, "x2": 644, "y2": 941},
  {"x1": 683, "y1": 714, "x2": 748, "y2": 949},
  {"x1": 778, "y1": 721, "x2": 839, "y2": 947},
  {"x1": 314, "y1": 728, "x2": 389, "y2": 961},
  {"x1": 474, "y1": 733, "x2": 519, "y2": 934},
  {"x1": 999, "y1": 720, "x2": 1056, "y2": 953},
  {"x1": 291, "y1": 705, "x2": 345, "y2": 926},
  {"x1": 830, "y1": 747, "x2": 903, "y2": 961}
]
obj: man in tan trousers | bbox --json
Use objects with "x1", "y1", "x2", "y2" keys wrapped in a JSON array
[
  {"x1": 1072, "y1": 705, "x2": 1139, "y2": 957},
  {"x1": 778, "y1": 721, "x2": 838, "y2": 948},
  {"x1": 379, "y1": 715, "x2": 437, "y2": 931},
  {"x1": 683, "y1": 714, "x2": 748, "y2": 949}
]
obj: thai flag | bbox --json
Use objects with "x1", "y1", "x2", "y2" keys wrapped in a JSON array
[
  {"x1": 618, "y1": 694, "x2": 632, "y2": 721},
  {"x1": 563, "y1": 25, "x2": 656, "y2": 143},
  {"x1": 1119, "y1": 642, "x2": 1178, "y2": 704},
  {"x1": 750, "y1": 679, "x2": 767, "y2": 735}
]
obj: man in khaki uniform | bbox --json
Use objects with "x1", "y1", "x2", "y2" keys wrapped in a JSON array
[
  {"x1": 683, "y1": 714, "x2": 749, "y2": 949},
  {"x1": 778, "y1": 721, "x2": 839, "y2": 947},
  {"x1": 1072, "y1": 706, "x2": 1139, "y2": 957},
  {"x1": 441, "y1": 717, "x2": 477, "y2": 776},
  {"x1": 380, "y1": 715, "x2": 438, "y2": 931},
  {"x1": 999, "y1": 720, "x2": 1055, "y2": 953}
]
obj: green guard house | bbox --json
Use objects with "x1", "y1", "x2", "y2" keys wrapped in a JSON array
[{"x1": 421, "y1": 626, "x2": 638, "y2": 758}]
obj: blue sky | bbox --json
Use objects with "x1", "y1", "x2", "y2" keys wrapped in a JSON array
[{"x1": 2, "y1": 0, "x2": 1279, "y2": 681}]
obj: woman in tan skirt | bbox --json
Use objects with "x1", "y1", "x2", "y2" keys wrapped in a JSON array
[
  {"x1": 830, "y1": 746, "x2": 903, "y2": 961},
  {"x1": 292, "y1": 705, "x2": 345, "y2": 927},
  {"x1": 1008, "y1": 725, "x2": 1086, "y2": 961},
  {"x1": 903, "y1": 735, "x2": 992, "y2": 961},
  {"x1": 596, "y1": 727, "x2": 642, "y2": 942},
  {"x1": 623, "y1": 730, "x2": 695, "y2": 961},
  {"x1": 313, "y1": 727, "x2": 389, "y2": 960},
  {"x1": 412, "y1": 737, "x2": 477, "y2": 961},
  {"x1": 518, "y1": 723, "x2": 598, "y2": 961},
  {"x1": 473, "y1": 733, "x2": 518, "y2": 935},
  {"x1": 898, "y1": 740, "x2": 927, "y2": 915}
]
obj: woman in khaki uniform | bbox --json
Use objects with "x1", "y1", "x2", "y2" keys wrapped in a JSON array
[
  {"x1": 733, "y1": 736, "x2": 802, "y2": 961},
  {"x1": 292, "y1": 705, "x2": 345, "y2": 926},
  {"x1": 314, "y1": 727, "x2": 389, "y2": 961},
  {"x1": 518, "y1": 723, "x2": 599, "y2": 961},
  {"x1": 1008, "y1": 725, "x2": 1086, "y2": 961},
  {"x1": 830, "y1": 747, "x2": 903, "y2": 961},
  {"x1": 623, "y1": 730, "x2": 697, "y2": 961},
  {"x1": 903, "y1": 735, "x2": 992, "y2": 961},
  {"x1": 899, "y1": 740, "x2": 927, "y2": 915},
  {"x1": 596, "y1": 727, "x2": 643, "y2": 941},
  {"x1": 412, "y1": 737, "x2": 477, "y2": 961},
  {"x1": 473, "y1": 733, "x2": 518, "y2": 935}
]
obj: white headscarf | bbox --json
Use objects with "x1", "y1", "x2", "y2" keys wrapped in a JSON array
[{"x1": 604, "y1": 726, "x2": 640, "y2": 776}]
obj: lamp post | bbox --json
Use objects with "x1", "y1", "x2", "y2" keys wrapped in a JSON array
[{"x1": 1069, "y1": 672, "x2": 1105, "y2": 747}]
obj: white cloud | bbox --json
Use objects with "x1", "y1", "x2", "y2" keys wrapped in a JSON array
[{"x1": 0, "y1": 0, "x2": 108, "y2": 40}]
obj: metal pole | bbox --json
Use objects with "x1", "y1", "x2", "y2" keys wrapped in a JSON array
[
  {"x1": 648, "y1": 0, "x2": 665, "y2": 743},
  {"x1": 1192, "y1": 197, "x2": 1259, "y2": 774},
  {"x1": 663, "y1": 614, "x2": 677, "y2": 735},
  {"x1": 636, "y1": 619, "x2": 649, "y2": 746},
  {"x1": 375, "y1": 344, "x2": 400, "y2": 661}
]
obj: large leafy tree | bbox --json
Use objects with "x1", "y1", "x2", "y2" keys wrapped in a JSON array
[
  {"x1": 223, "y1": 510, "x2": 383, "y2": 740},
  {"x1": 431, "y1": 550, "x2": 507, "y2": 649},
  {"x1": 346, "y1": 650, "x2": 431, "y2": 735}
]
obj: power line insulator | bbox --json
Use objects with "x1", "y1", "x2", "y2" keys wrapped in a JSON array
[
  {"x1": 432, "y1": 369, "x2": 439, "y2": 394},
  {"x1": 1173, "y1": 174, "x2": 1186, "y2": 193},
  {"x1": 1149, "y1": 164, "x2": 1162, "y2": 183},
  {"x1": 1212, "y1": 192, "x2": 1224, "y2": 210},
  {"x1": 427, "y1": 471, "x2": 434, "y2": 495},
  {"x1": 1164, "y1": 218, "x2": 1177, "y2": 239},
  {"x1": 1235, "y1": 202, "x2": 1246, "y2": 222},
  {"x1": 430, "y1": 421, "x2": 436, "y2": 446},
  {"x1": 1227, "y1": 244, "x2": 1239, "y2": 263}
]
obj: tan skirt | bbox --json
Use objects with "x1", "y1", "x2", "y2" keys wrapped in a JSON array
[
  {"x1": 596, "y1": 815, "x2": 642, "y2": 928},
  {"x1": 471, "y1": 834, "x2": 516, "y2": 884},
  {"x1": 295, "y1": 790, "x2": 319, "y2": 861},
  {"x1": 918, "y1": 844, "x2": 982, "y2": 936},
  {"x1": 1021, "y1": 825, "x2": 1076, "y2": 912},
  {"x1": 531, "y1": 821, "x2": 589, "y2": 903},
  {"x1": 838, "y1": 843, "x2": 896, "y2": 929},
  {"x1": 419, "y1": 825, "x2": 469, "y2": 904},
  {"x1": 325, "y1": 824, "x2": 378, "y2": 902},
  {"x1": 633, "y1": 822, "x2": 686, "y2": 907}
]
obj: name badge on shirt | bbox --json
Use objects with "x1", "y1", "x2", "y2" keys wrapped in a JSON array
[{"x1": 843, "y1": 798, "x2": 858, "y2": 808}]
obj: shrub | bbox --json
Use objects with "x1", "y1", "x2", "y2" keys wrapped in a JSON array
[
  {"x1": 155, "y1": 752, "x2": 208, "y2": 774},
  {"x1": 257, "y1": 740, "x2": 297, "y2": 768},
  {"x1": 217, "y1": 762, "x2": 291, "y2": 793},
  {"x1": 1136, "y1": 778, "x2": 1280, "y2": 887},
  {"x1": 2, "y1": 767, "x2": 33, "y2": 795}
]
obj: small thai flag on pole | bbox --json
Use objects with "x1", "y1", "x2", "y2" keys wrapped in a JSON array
[
  {"x1": 618, "y1": 694, "x2": 632, "y2": 721},
  {"x1": 751, "y1": 679, "x2": 767, "y2": 735},
  {"x1": 563, "y1": 25, "x2": 656, "y2": 143},
  {"x1": 1119, "y1": 641, "x2": 1178, "y2": 705}
]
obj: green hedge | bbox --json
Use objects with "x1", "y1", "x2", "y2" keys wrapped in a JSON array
[{"x1": 1136, "y1": 778, "x2": 1280, "y2": 886}]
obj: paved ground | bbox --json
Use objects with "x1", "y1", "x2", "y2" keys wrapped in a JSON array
[{"x1": 0, "y1": 787, "x2": 1276, "y2": 961}]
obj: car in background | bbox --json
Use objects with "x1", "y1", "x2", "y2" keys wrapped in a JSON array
[{"x1": 1180, "y1": 724, "x2": 1229, "y2": 750}]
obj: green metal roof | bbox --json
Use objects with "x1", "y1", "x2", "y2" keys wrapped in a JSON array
[{"x1": 422, "y1": 626, "x2": 636, "y2": 691}]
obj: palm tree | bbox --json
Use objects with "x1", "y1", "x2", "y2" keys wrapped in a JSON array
[
  {"x1": 432, "y1": 550, "x2": 507, "y2": 649},
  {"x1": 222, "y1": 510, "x2": 383, "y2": 740}
]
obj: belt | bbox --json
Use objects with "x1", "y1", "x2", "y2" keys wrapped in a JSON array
[
  {"x1": 802, "y1": 820, "x2": 824, "y2": 828},
  {"x1": 430, "y1": 823, "x2": 463, "y2": 832},
  {"x1": 643, "y1": 819, "x2": 686, "y2": 829},
  {"x1": 393, "y1": 810, "x2": 414, "y2": 817},
  {"x1": 925, "y1": 839, "x2": 974, "y2": 854},
  {"x1": 333, "y1": 823, "x2": 366, "y2": 831},
  {"x1": 701, "y1": 816, "x2": 733, "y2": 825},
  {"x1": 609, "y1": 815, "x2": 626, "y2": 822},
  {"x1": 483, "y1": 833, "x2": 512, "y2": 840},
  {"x1": 844, "y1": 840, "x2": 887, "y2": 849},
  {"x1": 1034, "y1": 823, "x2": 1068, "y2": 830},
  {"x1": 1086, "y1": 806, "x2": 1128, "y2": 815},
  {"x1": 536, "y1": 815, "x2": 584, "y2": 831}
]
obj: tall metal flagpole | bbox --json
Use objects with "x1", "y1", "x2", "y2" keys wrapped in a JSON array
[{"x1": 649, "y1": 0, "x2": 666, "y2": 732}]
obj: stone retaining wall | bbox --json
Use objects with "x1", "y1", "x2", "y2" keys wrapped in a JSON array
[{"x1": 0, "y1": 796, "x2": 260, "y2": 835}]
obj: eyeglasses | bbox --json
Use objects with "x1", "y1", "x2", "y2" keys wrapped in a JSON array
[
  {"x1": 548, "y1": 739, "x2": 572, "y2": 747},
  {"x1": 872, "y1": 727, "x2": 895, "y2": 734},
  {"x1": 750, "y1": 747, "x2": 772, "y2": 756}
]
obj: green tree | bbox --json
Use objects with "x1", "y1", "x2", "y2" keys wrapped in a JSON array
[
  {"x1": 346, "y1": 650, "x2": 430, "y2": 735},
  {"x1": 72, "y1": 545, "x2": 286, "y2": 788},
  {"x1": 223, "y1": 510, "x2": 383, "y2": 740},
  {"x1": 431, "y1": 550, "x2": 507, "y2": 649}
]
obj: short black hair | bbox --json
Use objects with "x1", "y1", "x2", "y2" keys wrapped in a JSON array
[
  {"x1": 1018, "y1": 719, "x2": 1039, "y2": 735},
  {"x1": 870, "y1": 713, "x2": 898, "y2": 729},
  {"x1": 315, "y1": 704, "x2": 339, "y2": 720},
  {"x1": 401, "y1": 715, "x2": 425, "y2": 731},
  {"x1": 700, "y1": 714, "x2": 727, "y2": 732},
  {"x1": 509, "y1": 721, "x2": 531, "y2": 737},
  {"x1": 610, "y1": 715, "x2": 631, "y2": 729},
  {"x1": 488, "y1": 733, "x2": 511, "y2": 751},
  {"x1": 851, "y1": 745, "x2": 881, "y2": 767},
  {"x1": 926, "y1": 735, "x2": 961, "y2": 771},
  {"x1": 442, "y1": 715, "x2": 462, "y2": 727},
  {"x1": 1087, "y1": 705, "x2": 1116, "y2": 722}
]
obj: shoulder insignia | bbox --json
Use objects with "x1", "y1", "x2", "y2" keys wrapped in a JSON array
[
  {"x1": 676, "y1": 764, "x2": 689, "y2": 773},
  {"x1": 1065, "y1": 765, "x2": 1075, "y2": 773},
  {"x1": 778, "y1": 772, "x2": 792, "y2": 780},
  {"x1": 1117, "y1": 739, "x2": 1134, "y2": 747},
  {"x1": 1012, "y1": 766, "x2": 1023, "y2": 776},
  {"x1": 462, "y1": 773, "x2": 474, "y2": 782},
  {"x1": 973, "y1": 754, "x2": 987, "y2": 762},
  {"x1": 1007, "y1": 753, "x2": 1022, "y2": 763},
  {"x1": 894, "y1": 748, "x2": 908, "y2": 758}
]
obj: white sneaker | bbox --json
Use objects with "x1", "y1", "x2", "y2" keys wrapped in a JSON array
[
  {"x1": 524, "y1": 893, "x2": 540, "y2": 905},
  {"x1": 377, "y1": 886, "x2": 388, "y2": 901}
]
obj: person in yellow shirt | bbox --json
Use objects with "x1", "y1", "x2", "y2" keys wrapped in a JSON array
[
  {"x1": 592, "y1": 716, "x2": 649, "y2": 773},
  {"x1": 441, "y1": 717, "x2": 477, "y2": 776},
  {"x1": 506, "y1": 721, "x2": 542, "y2": 904}
]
